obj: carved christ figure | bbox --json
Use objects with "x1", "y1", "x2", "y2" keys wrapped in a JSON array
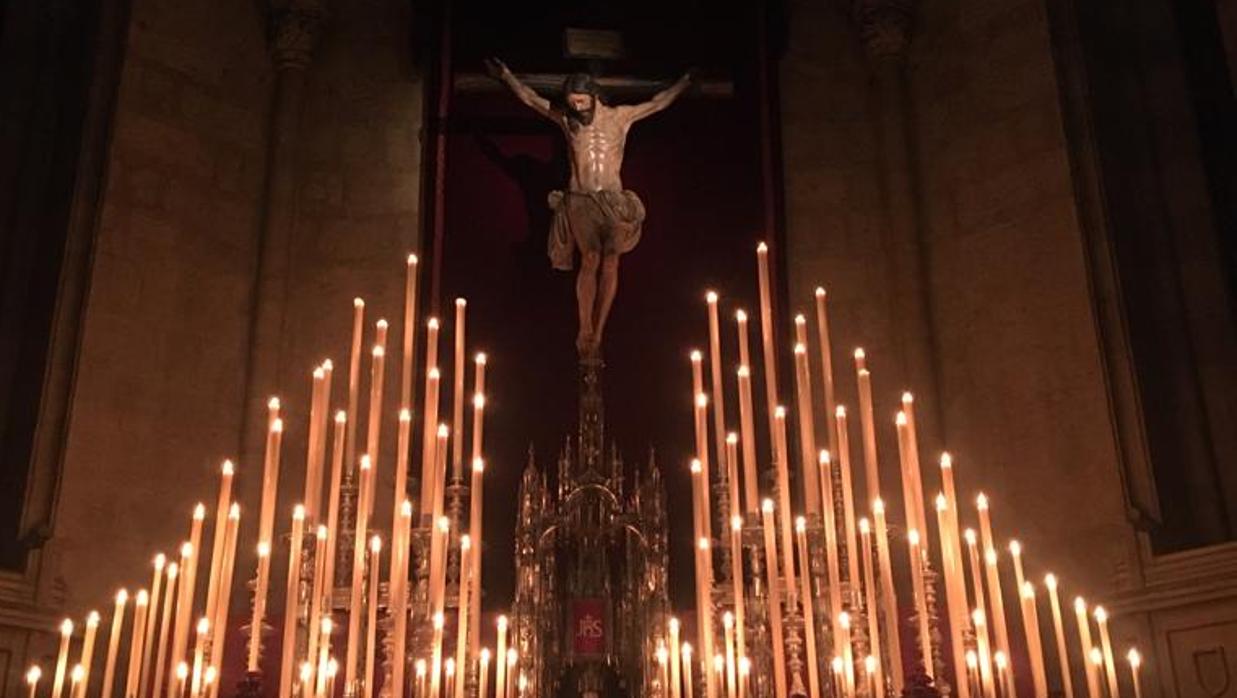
[{"x1": 487, "y1": 59, "x2": 692, "y2": 357}]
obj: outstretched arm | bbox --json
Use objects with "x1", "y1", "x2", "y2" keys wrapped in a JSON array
[
  {"x1": 620, "y1": 72, "x2": 693, "y2": 123},
  {"x1": 486, "y1": 58, "x2": 557, "y2": 122}
]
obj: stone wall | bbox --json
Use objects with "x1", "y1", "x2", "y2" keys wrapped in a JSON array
[
  {"x1": 779, "y1": 0, "x2": 1135, "y2": 599},
  {"x1": 778, "y1": 0, "x2": 907, "y2": 517},
  {"x1": 908, "y1": 0, "x2": 1134, "y2": 593},
  {"x1": 274, "y1": 0, "x2": 423, "y2": 542},
  {"x1": 53, "y1": 0, "x2": 271, "y2": 611},
  {"x1": 51, "y1": 0, "x2": 424, "y2": 618}
]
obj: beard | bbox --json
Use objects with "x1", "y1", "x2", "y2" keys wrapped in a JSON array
[
  {"x1": 566, "y1": 96, "x2": 596, "y2": 127},
  {"x1": 567, "y1": 106, "x2": 595, "y2": 127}
]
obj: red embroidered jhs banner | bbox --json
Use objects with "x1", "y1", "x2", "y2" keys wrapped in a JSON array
[{"x1": 572, "y1": 599, "x2": 606, "y2": 655}]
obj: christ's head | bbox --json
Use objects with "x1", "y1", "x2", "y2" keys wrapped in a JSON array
[{"x1": 563, "y1": 73, "x2": 600, "y2": 126}]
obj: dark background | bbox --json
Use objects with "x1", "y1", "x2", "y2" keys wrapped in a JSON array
[{"x1": 425, "y1": 1, "x2": 782, "y2": 611}]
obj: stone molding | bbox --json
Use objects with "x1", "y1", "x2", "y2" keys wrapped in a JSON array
[
  {"x1": 851, "y1": 0, "x2": 915, "y2": 60},
  {"x1": 265, "y1": 0, "x2": 327, "y2": 70}
]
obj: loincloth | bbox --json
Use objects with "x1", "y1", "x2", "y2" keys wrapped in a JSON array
[{"x1": 547, "y1": 189, "x2": 646, "y2": 271}]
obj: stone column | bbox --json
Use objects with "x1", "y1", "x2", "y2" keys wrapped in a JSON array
[
  {"x1": 240, "y1": 0, "x2": 326, "y2": 469},
  {"x1": 852, "y1": 0, "x2": 945, "y2": 455}
]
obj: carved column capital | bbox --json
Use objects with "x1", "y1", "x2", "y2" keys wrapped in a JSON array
[
  {"x1": 851, "y1": 0, "x2": 915, "y2": 61},
  {"x1": 265, "y1": 0, "x2": 328, "y2": 70}
]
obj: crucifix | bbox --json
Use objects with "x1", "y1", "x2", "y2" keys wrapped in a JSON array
[{"x1": 483, "y1": 50, "x2": 695, "y2": 358}]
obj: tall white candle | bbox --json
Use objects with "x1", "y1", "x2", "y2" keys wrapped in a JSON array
[
  {"x1": 772, "y1": 407, "x2": 796, "y2": 607},
  {"x1": 706, "y1": 292, "x2": 731, "y2": 509},
  {"x1": 365, "y1": 333, "x2": 387, "y2": 495},
  {"x1": 175, "y1": 662, "x2": 188, "y2": 698},
  {"x1": 278, "y1": 505, "x2": 306, "y2": 698},
  {"x1": 795, "y1": 518, "x2": 821, "y2": 698},
  {"x1": 657, "y1": 645, "x2": 669, "y2": 698},
  {"x1": 418, "y1": 320, "x2": 442, "y2": 521},
  {"x1": 479, "y1": 649, "x2": 491, "y2": 698},
  {"x1": 140, "y1": 556, "x2": 165, "y2": 698},
  {"x1": 839, "y1": 611, "x2": 856, "y2": 698},
  {"x1": 722, "y1": 612, "x2": 737, "y2": 698},
  {"x1": 1020, "y1": 583, "x2": 1049, "y2": 698},
  {"x1": 907, "y1": 530, "x2": 933, "y2": 675},
  {"x1": 258, "y1": 410, "x2": 284, "y2": 569},
  {"x1": 729, "y1": 516, "x2": 746, "y2": 668},
  {"x1": 973, "y1": 609, "x2": 996, "y2": 698},
  {"x1": 935, "y1": 495, "x2": 972, "y2": 698},
  {"x1": 467, "y1": 353, "x2": 489, "y2": 665},
  {"x1": 204, "y1": 461, "x2": 233, "y2": 647},
  {"x1": 669, "y1": 617, "x2": 683, "y2": 698},
  {"x1": 345, "y1": 298, "x2": 365, "y2": 479},
  {"x1": 315, "y1": 617, "x2": 333, "y2": 698},
  {"x1": 189, "y1": 618, "x2": 208, "y2": 698},
  {"x1": 984, "y1": 547, "x2": 1015, "y2": 698},
  {"x1": 1094, "y1": 607, "x2": 1119, "y2": 698},
  {"x1": 304, "y1": 367, "x2": 326, "y2": 522},
  {"x1": 690, "y1": 354, "x2": 712, "y2": 540},
  {"x1": 853, "y1": 350, "x2": 882, "y2": 509},
  {"x1": 79, "y1": 611, "x2": 100, "y2": 698},
  {"x1": 812, "y1": 288, "x2": 839, "y2": 454},
  {"x1": 364, "y1": 536, "x2": 382, "y2": 698},
  {"x1": 26, "y1": 666, "x2": 42, "y2": 698},
  {"x1": 306, "y1": 525, "x2": 328, "y2": 695},
  {"x1": 312, "y1": 359, "x2": 334, "y2": 519},
  {"x1": 736, "y1": 365, "x2": 759, "y2": 515},
  {"x1": 345, "y1": 456, "x2": 374, "y2": 691},
  {"x1": 400, "y1": 254, "x2": 419, "y2": 413},
  {"x1": 818, "y1": 451, "x2": 844, "y2": 646},
  {"x1": 1074, "y1": 597, "x2": 1102, "y2": 698},
  {"x1": 697, "y1": 537, "x2": 718, "y2": 698},
  {"x1": 834, "y1": 407, "x2": 861, "y2": 595},
  {"x1": 1126, "y1": 650, "x2": 1142, "y2": 698},
  {"x1": 976, "y1": 495, "x2": 1013, "y2": 680},
  {"x1": 683, "y1": 644, "x2": 696, "y2": 698},
  {"x1": 323, "y1": 411, "x2": 347, "y2": 610},
  {"x1": 495, "y1": 616, "x2": 509, "y2": 698},
  {"x1": 454, "y1": 536, "x2": 473, "y2": 698},
  {"x1": 894, "y1": 413, "x2": 920, "y2": 549},
  {"x1": 171, "y1": 506, "x2": 205, "y2": 685},
  {"x1": 390, "y1": 501, "x2": 413, "y2": 698},
  {"x1": 995, "y1": 653, "x2": 1011, "y2": 698},
  {"x1": 125, "y1": 591, "x2": 150, "y2": 698},
  {"x1": 246, "y1": 543, "x2": 271, "y2": 673},
  {"x1": 791, "y1": 340, "x2": 820, "y2": 514},
  {"x1": 858, "y1": 518, "x2": 886, "y2": 698},
  {"x1": 388, "y1": 406, "x2": 412, "y2": 574},
  {"x1": 964, "y1": 530, "x2": 989, "y2": 643},
  {"x1": 154, "y1": 564, "x2": 179, "y2": 698},
  {"x1": 725, "y1": 435, "x2": 741, "y2": 551},
  {"x1": 207, "y1": 505, "x2": 239, "y2": 698},
  {"x1": 1044, "y1": 575, "x2": 1074, "y2": 698},
  {"x1": 451, "y1": 299, "x2": 467, "y2": 482},
  {"x1": 755, "y1": 242, "x2": 780, "y2": 458},
  {"x1": 1088, "y1": 650, "x2": 1106, "y2": 698},
  {"x1": 872, "y1": 500, "x2": 904, "y2": 693},
  {"x1": 760, "y1": 499, "x2": 788, "y2": 698},
  {"x1": 428, "y1": 443, "x2": 450, "y2": 618},
  {"x1": 900, "y1": 393, "x2": 929, "y2": 541},
  {"x1": 52, "y1": 619, "x2": 72, "y2": 698}
]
